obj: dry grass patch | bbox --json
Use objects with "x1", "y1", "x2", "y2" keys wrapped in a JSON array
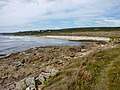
[{"x1": 43, "y1": 44, "x2": 120, "y2": 90}]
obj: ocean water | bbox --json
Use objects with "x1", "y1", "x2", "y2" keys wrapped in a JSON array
[{"x1": 0, "y1": 35, "x2": 89, "y2": 54}]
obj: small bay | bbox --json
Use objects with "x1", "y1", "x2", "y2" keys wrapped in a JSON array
[{"x1": 0, "y1": 35, "x2": 91, "y2": 54}]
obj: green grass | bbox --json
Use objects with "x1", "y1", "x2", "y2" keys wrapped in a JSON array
[{"x1": 43, "y1": 44, "x2": 120, "y2": 90}]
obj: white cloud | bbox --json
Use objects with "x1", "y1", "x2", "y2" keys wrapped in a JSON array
[
  {"x1": 104, "y1": 19, "x2": 120, "y2": 25},
  {"x1": 0, "y1": 1, "x2": 107, "y2": 24},
  {"x1": 0, "y1": 0, "x2": 50, "y2": 26},
  {"x1": 0, "y1": 0, "x2": 120, "y2": 32}
]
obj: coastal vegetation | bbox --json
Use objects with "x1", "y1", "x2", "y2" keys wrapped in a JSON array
[
  {"x1": 0, "y1": 27, "x2": 120, "y2": 90},
  {"x1": 43, "y1": 44, "x2": 120, "y2": 90}
]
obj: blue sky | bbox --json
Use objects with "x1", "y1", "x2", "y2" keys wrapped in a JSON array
[{"x1": 0, "y1": 0, "x2": 120, "y2": 32}]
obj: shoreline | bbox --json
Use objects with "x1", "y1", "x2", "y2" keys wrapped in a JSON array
[
  {"x1": 0, "y1": 35, "x2": 106, "y2": 57},
  {"x1": 0, "y1": 34, "x2": 111, "y2": 42},
  {"x1": 0, "y1": 35, "x2": 111, "y2": 62},
  {"x1": 42, "y1": 36, "x2": 111, "y2": 43}
]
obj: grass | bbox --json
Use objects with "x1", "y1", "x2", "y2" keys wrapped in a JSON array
[
  {"x1": 107, "y1": 59, "x2": 120, "y2": 90},
  {"x1": 43, "y1": 44, "x2": 120, "y2": 90}
]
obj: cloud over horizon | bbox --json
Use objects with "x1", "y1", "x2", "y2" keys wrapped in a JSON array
[{"x1": 0, "y1": 0, "x2": 120, "y2": 32}]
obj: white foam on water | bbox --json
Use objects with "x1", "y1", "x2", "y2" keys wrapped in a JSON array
[{"x1": 0, "y1": 36, "x2": 91, "y2": 54}]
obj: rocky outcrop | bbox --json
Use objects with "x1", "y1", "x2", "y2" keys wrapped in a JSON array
[
  {"x1": 112, "y1": 38, "x2": 120, "y2": 43},
  {"x1": 0, "y1": 45, "x2": 99, "y2": 90},
  {"x1": 15, "y1": 67, "x2": 58, "y2": 90}
]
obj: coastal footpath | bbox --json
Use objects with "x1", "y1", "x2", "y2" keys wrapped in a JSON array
[{"x1": 42, "y1": 36, "x2": 111, "y2": 42}]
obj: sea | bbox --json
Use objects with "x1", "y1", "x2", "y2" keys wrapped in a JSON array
[{"x1": 0, "y1": 35, "x2": 90, "y2": 55}]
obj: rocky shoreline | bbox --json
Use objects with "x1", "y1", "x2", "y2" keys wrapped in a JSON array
[{"x1": 0, "y1": 43, "x2": 103, "y2": 90}]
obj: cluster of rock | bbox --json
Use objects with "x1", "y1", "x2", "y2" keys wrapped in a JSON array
[
  {"x1": 15, "y1": 67, "x2": 58, "y2": 90},
  {"x1": 112, "y1": 38, "x2": 120, "y2": 43},
  {"x1": 0, "y1": 45, "x2": 97, "y2": 90}
]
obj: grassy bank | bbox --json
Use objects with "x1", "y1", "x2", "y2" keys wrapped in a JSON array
[{"x1": 43, "y1": 44, "x2": 120, "y2": 90}]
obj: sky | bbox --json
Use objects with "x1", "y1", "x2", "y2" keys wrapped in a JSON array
[{"x1": 0, "y1": 0, "x2": 120, "y2": 33}]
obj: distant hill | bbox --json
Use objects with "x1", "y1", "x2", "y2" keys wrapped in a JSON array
[{"x1": 1, "y1": 27, "x2": 120, "y2": 36}]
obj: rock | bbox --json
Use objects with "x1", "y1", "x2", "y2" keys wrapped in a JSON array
[
  {"x1": 37, "y1": 74, "x2": 45, "y2": 84},
  {"x1": 46, "y1": 67, "x2": 58, "y2": 76},
  {"x1": 38, "y1": 85, "x2": 44, "y2": 90},
  {"x1": 40, "y1": 72, "x2": 50, "y2": 79},
  {"x1": 57, "y1": 60, "x2": 63, "y2": 65},
  {"x1": 16, "y1": 79, "x2": 27, "y2": 90},
  {"x1": 50, "y1": 68, "x2": 58, "y2": 76},
  {"x1": 16, "y1": 77, "x2": 36, "y2": 90},
  {"x1": 70, "y1": 53, "x2": 75, "y2": 57},
  {"x1": 1, "y1": 45, "x2": 93, "y2": 89},
  {"x1": 8, "y1": 66, "x2": 16, "y2": 72},
  {"x1": 81, "y1": 49, "x2": 87, "y2": 52},
  {"x1": 36, "y1": 71, "x2": 51, "y2": 85},
  {"x1": 13, "y1": 61, "x2": 23, "y2": 67},
  {"x1": 0, "y1": 78, "x2": 3, "y2": 84},
  {"x1": 81, "y1": 45, "x2": 85, "y2": 49},
  {"x1": 25, "y1": 77, "x2": 35, "y2": 87},
  {"x1": 100, "y1": 44, "x2": 105, "y2": 47},
  {"x1": 26, "y1": 87, "x2": 30, "y2": 90},
  {"x1": 30, "y1": 84, "x2": 36, "y2": 90},
  {"x1": 26, "y1": 84, "x2": 36, "y2": 90},
  {"x1": 21, "y1": 59, "x2": 26, "y2": 64},
  {"x1": 9, "y1": 84, "x2": 16, "y2": 90}
]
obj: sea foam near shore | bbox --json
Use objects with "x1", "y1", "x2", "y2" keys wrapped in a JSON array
[{"x1": 0, "y1": 35, "x2": 91, "y2": 55}]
